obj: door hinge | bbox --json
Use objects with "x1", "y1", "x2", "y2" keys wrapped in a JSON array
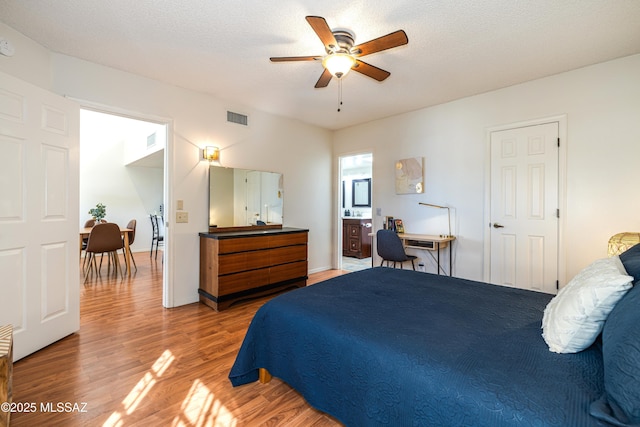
[
  {"x1": 556, "y1": 280, "x2": 559, "y2": 290},
  {"x1": 557, "y1": 137, "x2": 560, "y2": 147},
  {"x1": 556, "y1": 208, "x2": 560, "y2": 218}
]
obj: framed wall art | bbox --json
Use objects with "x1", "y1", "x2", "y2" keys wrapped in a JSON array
[{"x1": 395, "y1": 157, "x2": 424, "y2": 194}]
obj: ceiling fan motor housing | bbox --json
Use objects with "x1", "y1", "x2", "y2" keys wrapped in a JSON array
[{"x1": 328, "y1": 29, "x2": 355, "y2": 54}]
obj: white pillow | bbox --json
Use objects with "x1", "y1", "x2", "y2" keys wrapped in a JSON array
[{"x1": 541, "y1": 256, "x2": 633, "y2": 353}]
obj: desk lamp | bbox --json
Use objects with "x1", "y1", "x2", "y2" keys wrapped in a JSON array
[{"x1": 419, "y1": 202, "x2": 452, "y2": 238}]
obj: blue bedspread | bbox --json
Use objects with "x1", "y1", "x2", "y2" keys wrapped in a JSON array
[{"x1": 229, "y1": 268, "x2": 609, "y2": 426}]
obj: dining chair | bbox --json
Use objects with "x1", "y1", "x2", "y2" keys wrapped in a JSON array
[
  {"x1": 84, "y1": 223, "x2": 124, "y2": 282},
  {"x1": 84, "y1": 218, "x2": 106, "y2": 228},
  {"x1": 150, "y1": 214, "x2": 164, "y2": 259},
  {"x1": 123, "y1": 219, "x2": 137, "y2": 272},
  {"x1": 376, "y1": 229, "x2": 417, "y2": 270},
  {"x1": 82, "y1": 218, "x2": 106, "y2": 269}
]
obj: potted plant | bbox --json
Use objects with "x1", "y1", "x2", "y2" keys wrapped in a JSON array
[{"x1": 88, "y1": 203, "x2": 106, "y2": 222}]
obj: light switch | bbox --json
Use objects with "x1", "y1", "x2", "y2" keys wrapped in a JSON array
[
  {"x1": 177, "y1": 199, "x2": 184, "y2": 210},
  {"x1": 176, "y1": 212, "x2": 189, "y2": 223}
]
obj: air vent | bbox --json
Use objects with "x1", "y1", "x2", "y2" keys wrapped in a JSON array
[
  {"x1": 227, "y1": 111, "x2": 248, "y2": 126},
  {"x1": 147, "y1": 132, "x2": 156, "y2": 148}
]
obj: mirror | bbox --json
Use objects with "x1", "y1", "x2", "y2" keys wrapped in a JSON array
[
  {"x1": 209, "y1": 166, "x2": 283, "y2": 228},
  {"x1": 352, "y1": 178, "x2": 371, "y2": 207}
]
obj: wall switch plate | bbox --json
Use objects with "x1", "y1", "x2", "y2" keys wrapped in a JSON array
[
  {"x1": 176, "y1": 211, "x2": 188, "y2": 223},
  {"x1": 176, "y1": 199, "x2": 184, "y2": 210},
  {"x1": 376, "y1": 208, "x2": 382, "y2": 216}
]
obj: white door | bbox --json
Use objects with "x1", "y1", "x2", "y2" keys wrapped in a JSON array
[
  {"x1": 489, "y1": 122, "x2": 559, "y2": 294},
  {"x1": 0, "y1": 71, "x2": 80, "y2": 360}
]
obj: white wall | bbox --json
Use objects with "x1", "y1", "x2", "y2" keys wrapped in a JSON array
[
  {"x1": 334, "y1": 54, "x2": 640, "y2": 284},
  {"x1": 0, "y1": 22, "x2": 334, "y2": 308},
  {"x1": 0, "y1": 23, "x2": 52, "y2": 89}
]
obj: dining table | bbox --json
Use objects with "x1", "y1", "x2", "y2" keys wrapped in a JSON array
[{"x1": 79, "y1": 226, "x2": 134, "y2": 276}]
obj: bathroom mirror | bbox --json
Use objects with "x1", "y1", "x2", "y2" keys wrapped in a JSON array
[
  {"x1": 352, "y1": 178, "x2": 371, "y2": 207},
  {"x1": 209, "y1": 166, "x2": 283, "y2": 228}
]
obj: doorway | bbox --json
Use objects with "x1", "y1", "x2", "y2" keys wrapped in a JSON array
[
  {"x1": 485, "y1": 117, "x2": 566, "y2": 293},
  {"x1": 80, "y1": 108, "x2": 167, "y2": 297},
  {"x1": 339, "y1": 153, "x2": 373, "y2": 272}
]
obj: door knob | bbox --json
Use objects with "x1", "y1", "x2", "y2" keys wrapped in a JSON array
[{"x1": 493, "y1": 223, "x2": 504, "y2": 229}]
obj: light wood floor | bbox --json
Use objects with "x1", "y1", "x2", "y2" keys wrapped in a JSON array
[{"x1": 11, "y1": 252, "x2": 348, "y2": 426}]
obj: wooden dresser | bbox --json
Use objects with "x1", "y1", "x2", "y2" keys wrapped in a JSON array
[
  {"x1": 199, "y1": 227, "x2": 308, "y2": 311},
  {"x1": 342, "y1": 218, "x2": 372, "y2": 259}
]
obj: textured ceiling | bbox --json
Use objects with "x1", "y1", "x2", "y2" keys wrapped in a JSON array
[{"x1": 1, "y1": 0, "x2": 640, "y2": 130}]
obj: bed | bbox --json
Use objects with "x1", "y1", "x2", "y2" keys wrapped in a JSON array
[{"x1": 229, "y1": 247, "x2": 640, "y2": 427}]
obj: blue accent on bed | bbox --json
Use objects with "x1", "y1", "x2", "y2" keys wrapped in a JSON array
[{"x1": 229, "y1": 267, "x2": 610, "y2": 426}]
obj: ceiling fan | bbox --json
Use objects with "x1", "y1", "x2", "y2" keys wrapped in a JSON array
[{"x1": 270, "y1": 16, "x2": 408, "y2": 88}]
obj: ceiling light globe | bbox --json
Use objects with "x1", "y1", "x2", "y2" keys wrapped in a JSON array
[{"x1": 322, "y1": 53, "x2": 356, "y2": 79}]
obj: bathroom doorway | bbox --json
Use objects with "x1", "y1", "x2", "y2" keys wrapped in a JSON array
[{"x1": 339, "y1": 153, "x2": 373, "y2": 272}]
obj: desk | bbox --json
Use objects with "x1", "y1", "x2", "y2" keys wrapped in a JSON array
[
  {"x1": 397, "y1": 233, "x2": 455, "y2": 276},
  {"x1": 80, "y1": 227, "x2": 133, "y2": 276}
]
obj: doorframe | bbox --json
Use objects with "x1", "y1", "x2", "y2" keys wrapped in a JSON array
[
  {"x1": 483, "y1": 115, "x2": 568, "y2": 288},
  {"x1": 74, "y1": 98, "x2": 174, "y2": 306},
  {"x1": 336, "y1": 151, "x2": 374, "y2": 270}
]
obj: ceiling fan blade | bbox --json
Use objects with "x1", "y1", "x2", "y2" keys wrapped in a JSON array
[
  {"x1": 306, "y1": 16, "x2": 339, "y2": 51},
  {"x1": 353, "y1": 60, "x2": 391, "y2": 82},
  {"x1": 315, "y1": 68, "x2": 333, "y2": 88},
  {"x1": 270, "y1": 55, "x2": 321, "y2": 62},
  {"x1": 352, "y1": 30, "x2": 408, "y2": 57}
]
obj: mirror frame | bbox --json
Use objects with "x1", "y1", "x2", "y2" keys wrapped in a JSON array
[{"x1": 352, "y1": 178, "x2": 371, "y2": 207}]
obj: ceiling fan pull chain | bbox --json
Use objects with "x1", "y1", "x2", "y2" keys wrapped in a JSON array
[{"x1": 337, "y1": 79, "x2": 343, "y2": 112}]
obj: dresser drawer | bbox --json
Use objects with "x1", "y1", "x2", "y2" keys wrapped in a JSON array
[
  {"x1": 269, "y1": 232, "x2": 307, "y2": 248},
  {"x1": 217, "y1": 250, "x2": 271, "y2": 275},
  {"x1": 270, "y1": 261, "x2": 308, "y2": 284},
  {"x1": 218, "y1": 236, "x2": 271, "y2": 254},
  {"x1": 218, "y1": 268, "x2": 270, "y2": 295},
  {"x1": 269, "y1": 245, "x2": 307, "y2": 265}
]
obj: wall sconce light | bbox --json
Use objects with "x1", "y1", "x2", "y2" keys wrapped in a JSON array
[
  {"x1": 203, "y1": 146, "x2": 220, "y2": 162},
  {"x1": 419, "y1": 202, "x2": 453, "y2": 238}
]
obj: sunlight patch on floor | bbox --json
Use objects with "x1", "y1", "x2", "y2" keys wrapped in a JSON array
[
  {"x1": 101, "y1": 347, "x2": 236, "y2": 427},
  {"x1": 173, "y1": 379, "x2": 238, "y2": 427},
  {"x1": 103, "y1": 349, "x2": 175, "y2": 426}
]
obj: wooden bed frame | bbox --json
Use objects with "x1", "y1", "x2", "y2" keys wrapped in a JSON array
[{"x1": 259, "y1": 368, "x2": 272, "y2": 383}]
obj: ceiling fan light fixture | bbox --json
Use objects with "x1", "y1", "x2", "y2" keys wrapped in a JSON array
[
  {"x1": 322, "y1": 53, "x2": 356, "y2": 79},
  {"x1": 270, "y1": 16, "x2": 407, "y2": 89}
]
